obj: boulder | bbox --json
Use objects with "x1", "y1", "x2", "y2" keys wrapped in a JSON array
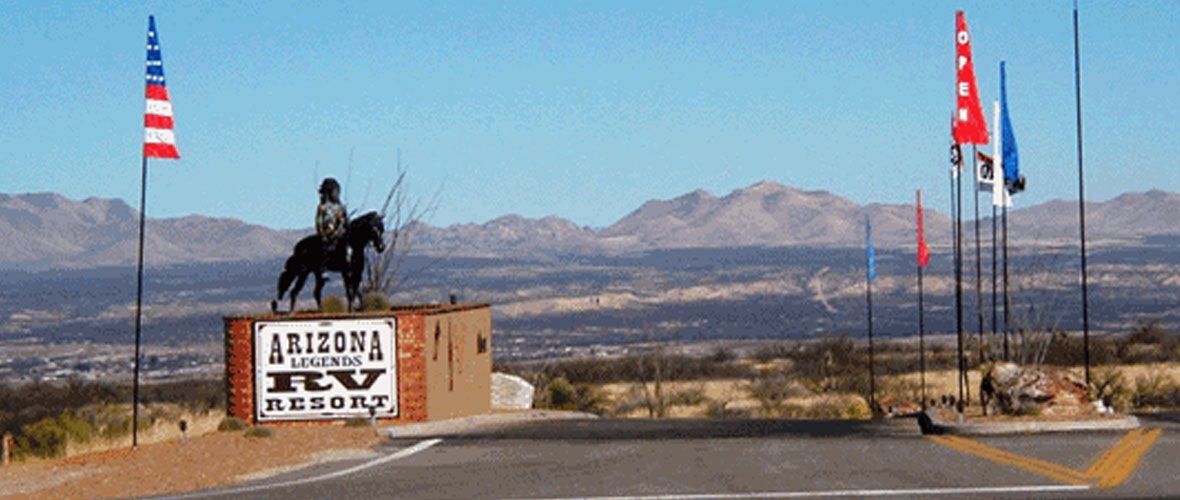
[
  {"x1": 492, "y1": 373, "x2": 535, "y2": 411},
  {"x1": 980, "y1": 362, "x2": 1089, "y2": 416}
]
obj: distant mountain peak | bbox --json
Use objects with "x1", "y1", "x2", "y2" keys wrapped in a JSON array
[{"x1": 744, "y1": 180, "x2": 789, "y2": 192}]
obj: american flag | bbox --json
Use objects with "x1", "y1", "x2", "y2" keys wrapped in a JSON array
[{"x1": 144, "y1": 15, "x2": 179, "y2": 159}]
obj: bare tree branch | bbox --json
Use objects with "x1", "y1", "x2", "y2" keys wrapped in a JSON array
[{"x1": 363, "y1": 154, "x2": 441, "y2": 299}]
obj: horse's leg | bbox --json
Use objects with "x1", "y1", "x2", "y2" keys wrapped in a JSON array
[
  {"x1": 346, "y1": 279, "x2": 357, "y2": 313},
  {"x1": 313, "y1": 272, "x2": 327, "y2": 311}
]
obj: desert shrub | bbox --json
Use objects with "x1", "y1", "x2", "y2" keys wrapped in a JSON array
[
  {"x1": 1088, "y1": 368, "x2": 1132, "y2": 413},
  {"x1": 534, "y1": 377, "x2": 606, "y2": 414},
  {"x1": 244, "y1": 427, "x2": 274, "y2": 439},
  {"x1": 668, "y1": 386, "x2": 706, "y2": 407},
  {"x1": 1041, "y1": 332, "x2": 1119, "y2": 367},
  {"x1": 1118, "y1": 321, "x2": 1180, "y2": 364},
  {"x1": 321, "y1": 295, "x2": 347, "y2": 313},
  {"x1": 13, "y1": 413, "x2": 95, "y2": 459},
  {"x1": 360, "y1": 293, "x2": 392, "y2": 312},
  {"x1": 613, "y1": 382, "x2": 707, "y2": 418},
  {"x1": 786, "y1": 335, "x2": 872, "y2": 400},
  {"x1": 15, "y1": 418, "x2": 69, "y2": 459},
  {"x1": 752, "y1": 341, "x2": 793, "y2": 363},
  {"x1": 1131, "y1": 368, "x2": 1180, "y2": 409},
  {"x1": 703, "y1": 399, "x2": 749, "y2": 419},
  {"x1": 746, "y1": 372, "x2": 807, "y2": 417},
  {"x1": 881, "y1": 377, "x2": 922, "y2": 404},
  {"x1": 218, "y1": 417, "x2": 247, "y2": 432},
  {"x1": 804, "y1": 395, "x2": 870, "y2": 420},
  {"x1": 139, "y1": 378, "x2": 224, "y2": 413},
  {"x1": 0, "y1": 379, "x2": 126, "y2": 436},
  {"x1": 708, "y1": 346, "x2": 736, "y2": 364},
  {"x1": 99, "y1": 417, "x2": 131, "y2": 439},
  {"x1": 510, "y1": 351, "x2": 751, "y2": 386}
]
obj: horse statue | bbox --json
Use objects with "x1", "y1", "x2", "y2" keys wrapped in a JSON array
[{"x1": 271, "y1": 211, "x2": 386, "y2": 314}]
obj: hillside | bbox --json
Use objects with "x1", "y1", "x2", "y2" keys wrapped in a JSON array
[{"x1": 2, "y1": 184, "x2": 1179, "y2": 269}]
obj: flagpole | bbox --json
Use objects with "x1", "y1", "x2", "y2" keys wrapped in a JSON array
[
  {"x1": 992, "y1": 101, "x2": 1008, "y2": 363},
  {"x1": 867, "y1": 267, "x2": 876, "y2": 413},
  {"x1": 918, "y1": 254, "x2": 926, "y2": 411},
  {"x1": 1073, "y1": 0, "x2": 1091, "y2": 387},
  {"x1": 132, "y1": 155, "x2": 148, "y2": 448},
  {"x1": 956, "y1": 154, "x2": 966, "y2": 409},
  {"x1": 1003, "y1": 201, "x2": 1010, "y2": 364},
  {"x1": 994, "y1": 206, "x2": 1002, "y2": 360},
  {"x1": 973, "y1": 146, "x2": 985, "y2": 372},
  {"x1": 917, "y1": 190, "x2": 927, "y2": 411}
]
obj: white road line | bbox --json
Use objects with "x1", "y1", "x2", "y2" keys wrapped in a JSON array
[
  {"x1": 157, "y1": 438, "x2": 442, "y2": 499},
  {"x1": 510, "y1": 484, "x2": 1091, "y2": 500}
]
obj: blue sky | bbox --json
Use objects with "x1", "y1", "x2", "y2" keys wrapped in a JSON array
[{"x1": 1, "y1": 1, "x2": 1176, "y2": 230}]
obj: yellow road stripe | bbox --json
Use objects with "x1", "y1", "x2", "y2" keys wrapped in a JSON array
[
  {"x1": 1084, "y1": 429, "x2": 1145, "y2": 479},
  {"x1": 940, "y1": 435, "x2": 1090, "y2": 484},
  {"x1": 928, "y1": 435, "x2": 1089, "y2": 486},
  {"x1": 1095, "y1": 429, "x2": 1162, "y2": 489}
]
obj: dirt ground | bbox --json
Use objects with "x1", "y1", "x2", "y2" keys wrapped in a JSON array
[{"x1": 0, "y1": 418, "x2": 383, "y2": 500}]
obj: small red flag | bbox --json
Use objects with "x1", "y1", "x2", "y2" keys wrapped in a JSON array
[
  {"x1": 953, "y1": 11, "x2": 988, "y2": 145},
  {"x1": 917, "y1": 190, "x2": 931, "y2": 268}
]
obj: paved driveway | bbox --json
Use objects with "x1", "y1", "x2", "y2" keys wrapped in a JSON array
[{"x1": 155, "y1": 415, "x2": 1179, "y2": 500}]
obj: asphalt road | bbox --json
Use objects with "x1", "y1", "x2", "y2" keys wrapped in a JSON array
[{"x1": 154, "y1": 415, "x2": 1180, "y2": 500}]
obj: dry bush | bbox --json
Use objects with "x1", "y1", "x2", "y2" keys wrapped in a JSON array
[
  {"x1": 360, "y1": 293, "x2": 392, "y2": 312},
  {"x1": 320, "y1": 295, "x2": 347, "y2": 313},
  {"x1": 745, "y1": 372, "x2": 808, "y2": 417},
  {"x1": 533, "y1": 377, "x2": 608, "y2": 415},
  {"x1": 1089, "y1": 368, "x2": 1132, "y2": 413},
  {"x1": 1131, "y1": 366, "x2": 1180, "y2": 409}
]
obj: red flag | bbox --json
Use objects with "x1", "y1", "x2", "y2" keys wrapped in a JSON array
[
  {"x1": 917, "y1": 190, "x2": 931, "y2": 268},
  {"x1": 953, "y1": 11, "x2": 988, "y2": 145},
  {"x1": 144, "y1": 16, "x2": 179, "y2": 159}
]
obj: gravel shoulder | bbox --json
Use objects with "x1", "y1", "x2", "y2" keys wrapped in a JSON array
[
  {"x1": 0, "y1": 410, "x2": 588, "y2": 500},
  {"x1": 0, "y1": 422, "x2": 383, "y2": 500}
]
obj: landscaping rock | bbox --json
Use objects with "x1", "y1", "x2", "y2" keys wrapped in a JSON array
[
  {"x1": 492, "y1": 373, "x2": 535, "y2": 410},
  {"x1": 980, "y1": 362, "x2": 1089, "y2": 416}
]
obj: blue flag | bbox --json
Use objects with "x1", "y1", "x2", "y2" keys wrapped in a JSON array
[
  {"x1": 1001, "y1": 61, "x2": 1020, "y2": 189},
  {"x1": 866, "y1": 217, "x2": 877, "y2": 283}
]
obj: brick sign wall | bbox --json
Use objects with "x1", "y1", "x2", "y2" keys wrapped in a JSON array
[{"x1": 223, "y1": 305, "x2": 490, "y2": 425}]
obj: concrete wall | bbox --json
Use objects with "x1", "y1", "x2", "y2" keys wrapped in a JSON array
[
  {"x1": 424, "y1": 307, "x2": 493, "y2": 420},
  {"x1": 223, "y1": 304, "x2": 490, "y2": 425}
]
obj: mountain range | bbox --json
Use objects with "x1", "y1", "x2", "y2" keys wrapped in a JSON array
[{"x1": 3, "y1": 182, "x2": 1179, "y2": 270}]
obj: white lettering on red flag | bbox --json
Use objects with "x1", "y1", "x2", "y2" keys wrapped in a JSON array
[{"x1": 953, "y1": 11, "x2": 988, "y2": 145}]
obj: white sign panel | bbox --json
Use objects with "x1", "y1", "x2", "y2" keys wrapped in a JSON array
[{"x1": 254, "y1": 318, "x2": 397, "y2": 422}]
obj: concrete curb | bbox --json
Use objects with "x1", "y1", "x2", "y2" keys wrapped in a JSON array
[
  {"x1": 377, "y1": 410, "x2": 600, "y2": 438},
  {"x1": 917, "y1": 411, "x2": 1141, "y2": 436}
]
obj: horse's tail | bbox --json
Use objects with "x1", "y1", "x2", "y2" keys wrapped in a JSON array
[{"x1": 276, "y1": 255, "x2": 299, "y2": 297}]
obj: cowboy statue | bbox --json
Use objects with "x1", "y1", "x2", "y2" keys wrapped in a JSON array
[{"x1": 316, "y1": 177, "x2": 349, "y2": 267}]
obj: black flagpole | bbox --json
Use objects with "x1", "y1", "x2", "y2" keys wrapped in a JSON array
[
  {"x1": 133, "y1": 155, "x2": 148, "y2": 448},
  {"x1": 867, "y1": 267, "x2": 876, "y2": 413},
  {"x1": 948, "y1": 145, "x2": 962, "y2": 408},
  {"x1": 1073, "y1": 0, "x2": 1091, "y2": 386},
  {"x1": 918, "y1": 191, "x2": 927, "y2": 411},
  {"x1": 956, "y1": 152, "x2": 966, "y2": 408},
  {"x1": 973, "y1": 146, "x2": 985, "y2": 371},
  {"x1": 918, "y1": 256, "x2": 926, "y2": 411}
]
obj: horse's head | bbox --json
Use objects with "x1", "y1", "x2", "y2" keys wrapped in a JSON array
[{"x1": 350, "y1": 211, "x2": 386, "y2": 253}]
